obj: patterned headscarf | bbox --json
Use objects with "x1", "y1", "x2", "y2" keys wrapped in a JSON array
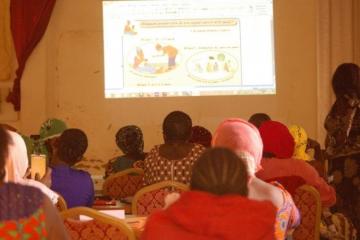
[
  {"x1": 189, "y1": 125, "x2": 212, "y2": 148},
  {"x1": 259, "y1": 121, "x2": 295, "y2": 159},
  {"x1": 212, "y1": 118, "x2": 263, "y2": 175},
  {"x1": 115, "y1": 125, "x2": 144, "y2": 154},
  {"x1": 39, "y1": 118, "x2": 67, "y2": 141},
  {"x1": 288, "y1": 125, "x2": 311, "y2": 161}
]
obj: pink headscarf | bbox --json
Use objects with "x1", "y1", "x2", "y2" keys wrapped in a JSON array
[
  {"x1": 4, "y1": 130, "x2": 58, "y2": 203},
  {"x1": 212, "y1": 118, "x2": 263, "y2": 174},
  {"x1": 258, "y1": 121, "x2": 295, "y2": 159}
]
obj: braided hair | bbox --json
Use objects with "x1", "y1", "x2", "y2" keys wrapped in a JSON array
[
  {"x1": 57, "y1": 128, "x2": 88, "y2": 166},
  {"x1": 190, "y1": 147, "x2": 249, "y2": 196}
]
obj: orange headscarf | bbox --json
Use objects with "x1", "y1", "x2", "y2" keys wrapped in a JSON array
[{"x1": 212, "y1": 118, "x2": 263, "y2": 174}]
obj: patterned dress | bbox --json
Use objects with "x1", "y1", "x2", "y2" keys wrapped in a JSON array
[
  {"x1": 325, "y1": 95, "x2": 360, "y2": 236},
  {"x1": 0, "y1": 182, "x2": 48, "y2": 239},
  {"x1": 271, "y1": 182, "x2": 301, "y2": 240},
  {"x1": 143, "y1": 144, "x2": 205, "y2": 186}
]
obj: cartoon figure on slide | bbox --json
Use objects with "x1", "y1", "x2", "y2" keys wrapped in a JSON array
[
  {"x1": 155, "y1": 43, "x2": 178, "y2": 70},
  {"x1": 124, "y1": 20, "x2": 137, "y2": 35}
]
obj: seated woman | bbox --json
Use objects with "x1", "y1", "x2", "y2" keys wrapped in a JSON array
[
  {"x1": 143, "y1": 111, "x2": 205, "y2": 186},
  {"x1": 189, "y1": 125, "x2": 212, "y2": 148},
  {"x1": 212, "y1": 118, "x2": 300, "y2": 239},
  {"x1": 51, "y1": 128, "x2": 94, "y2": 208},
  {"x1": 142, "y1": 148, "x2": 278, "y2": 240},
  {"x1": 104, "y1": 125, "x2": 146, "y2": 178},
  {"x1": 0, "y1": 126, "x2": 69, "y2": 239},
  {"x1": 257, "y1": 120, "x2": 336, "y2": 208},
  {"x1": 5, "y1": 130, "x2": 59, "y2": 204}
]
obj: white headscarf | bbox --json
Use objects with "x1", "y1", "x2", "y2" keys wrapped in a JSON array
[{"x1": 4, "y1": 130, "x2": 58, "y2": 203}]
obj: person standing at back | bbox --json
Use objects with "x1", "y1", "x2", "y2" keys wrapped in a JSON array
[
  {"x1": 143, "y1": 111, "x2": 205, "y2": 186},
  {"x1": 324, "y1": 63, "x2": 360, "y2": 235}
]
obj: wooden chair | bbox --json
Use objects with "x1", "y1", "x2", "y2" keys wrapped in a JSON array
[
  {"x1": 60, "y1": 207, "x2": 136, "y2": 240},
  {"x1": 132, "y1": 181, "x2": 188, "y2": 216},
  {"x1": 293, "y1": 185, "x2": 321, "y2": 240},
  {"x1": 103, "y1": 168, "x2": 144, "y2": 199},
  {"x1": 56, "y1": 194, "x2": 68, "y2": 212}
]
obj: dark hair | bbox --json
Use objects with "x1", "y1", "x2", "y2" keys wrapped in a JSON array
[
  {"x1": 332, "y1": 63, "x2": 360, "y2": 97},
  {"x1": 190, "y1": 147, "x2": 249, "y2": 196},
  {"x1": 162, "y1": 111, "x2": 192, "y2": 142},
  {"x1": 57, "y1": 128, "x2": 88, "y2": 166},
  {"x1": 0, "y1": 126, "x2": 10, "y2": 180},
  {"x1": 115, "y1": 125, "x2": 144, "y2": 154},
  {"x1": 248, "y1": 113, "x2": 271, "y2": 128}
]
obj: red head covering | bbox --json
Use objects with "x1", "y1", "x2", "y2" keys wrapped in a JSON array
[
  {"x1": 189, "y1": 126, "x2": 212, "y2": 148},
  {"x1": 258, "y1": 120, "x2": 295, "y2": 159},
  {"x1": 212, "y1": 118, "x2": 263, "y2": 173}
]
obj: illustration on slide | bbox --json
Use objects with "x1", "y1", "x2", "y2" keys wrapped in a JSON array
[
  {"x1": 128, "y1": 43, "x2": 179, "y2": 76},
  {"x1": 123, "y1": 20, "x2": 137, "y2": 35},
  {"x1": 187, "y1": 51, "x2": 238, "y2": 83}
]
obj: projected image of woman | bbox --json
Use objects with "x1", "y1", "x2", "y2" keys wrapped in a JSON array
[{"x1": 155, "y1": 43, "x2": 178, "y2": 70}]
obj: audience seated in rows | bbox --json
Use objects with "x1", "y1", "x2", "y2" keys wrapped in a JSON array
[
  {"x1": 50, "y1": 129, "x2": 94, "y2": 208},
  {"x1": 104, "y1": 125, "x2": 146, "y2": 178},
  {"x1": 142, "y1": 148, "x2": 278, "y2": 240},
  {"x1": 212, "y1": 118, "x2": 300, "y2": 239},
  {"x1": 4, "y1": 130, "x2": 59, "y2": 204},
  {"x1": 143, "y1": 111, "x2": 205, "y2": 186},
  {"x1": 0, "y1": 126, "x2": 69, "y2": 239},
  {"x1": 257, "y1": 120, "x2": 336, "y2": 208}
]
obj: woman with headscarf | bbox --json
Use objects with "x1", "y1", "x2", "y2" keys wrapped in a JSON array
[
  {"x1": 142, "y1": 148, "x2": 278, "y2": 240},
  {"x1": 0, "y1": 126, "x2": 68, "y2": 239},
  {"x1": 212, "y1": 119, "x2": 300, "y2": 239},
  {"x1": 324, "y1": 63, "x2": 360, "y2": 235},
  {"x1": 189, "y1": 125, "x2": 212, "y2": 148},
  {"x1": 104, "y1": 125, "x2": 146, "y2": 178},
  {"x1": 4, "y1": 130, "x2": 59, "y2": 204},
  {"x1": 143, "y1": 111, "x2": 205, "y2": 186},
  {"x1": 257, "y1": 120, "x2": 336, "y2": 208}
]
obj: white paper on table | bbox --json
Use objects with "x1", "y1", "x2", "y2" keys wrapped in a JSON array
[{"x1": 79, "y1": 210, "x2": 125, "y2": 221}]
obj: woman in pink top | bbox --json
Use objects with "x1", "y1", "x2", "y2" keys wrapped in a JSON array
[
  {"x1": 256, "y1": 120, "x2": 336, "y2": 208},
  {"x1": 212, "y1": 118, "x2": 300, "y2": 239}
]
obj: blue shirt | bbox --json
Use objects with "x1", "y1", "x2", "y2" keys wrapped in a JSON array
[{"x1": 51, "y1": 165, "x2": 94, "y2": 208}]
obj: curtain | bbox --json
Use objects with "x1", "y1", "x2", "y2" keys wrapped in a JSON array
[
  {"x1": 6, "y1": 0, "x2": 56, "y2": 111},
  {"x1": 0, "y1": 0, "x2": 17, "y2": 82}
]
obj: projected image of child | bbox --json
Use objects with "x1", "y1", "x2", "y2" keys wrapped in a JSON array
[{"x1": 155, "y1": 43, "x2": 178, "y2": 70}]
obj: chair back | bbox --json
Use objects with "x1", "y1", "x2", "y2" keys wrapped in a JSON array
[
  {"x1": 103, "y1": 168, "x2": 144, "y2": 199},
  {"x1": 132, "y1": 181, "x2": 188, "y2": 216},
  {"x1": 56, "y1": 194, "x2": 68, "y2": 212},
  {"x1": 293, "y1": 185, "x2": 321, "y2": 240},
  {"x1": 60, "y1": 207, "x2": 136, "y2": 240}
]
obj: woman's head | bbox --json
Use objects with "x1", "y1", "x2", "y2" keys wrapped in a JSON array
[
  {"x1": 248, "y1": 113, "x2": 271, "y2": 128},
  {"x1": 189, "y1": 125, "x2": 212, "y2": 148},
  {"x1": 212, "y1": 118, "x2": 263, "y2": 175},
  {"x1": 56, "y1": 128, "x2": 88, "y2": 166},
  {"x1": 288, "y1": 125, "x2": 311, "y2": 161},
  {"x1": 115, "y1": 125, "x2": 144, "y2": 154},
  {"x1": 190, "y1": 147, "x2": 248, "y2": 196},
  {"x1": 332, "y1": 63, "x2": 360, "y2": 98},
  {"x1": 259, "y1": 120, "x2": 295, "y2": 159},
  {"x1": 162, "y1": 111, "x2": 192, "y2": 143},
  {"x1": 0, "y1": 126, "x2": 10, "y2": 180}
]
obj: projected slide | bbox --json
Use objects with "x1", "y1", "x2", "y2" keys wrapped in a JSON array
[{"x1": 103, "y1": 0, "x2": 275, "y2": 98}]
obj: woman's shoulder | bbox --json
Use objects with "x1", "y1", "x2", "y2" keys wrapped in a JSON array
[{"x1": 0, "y1": 182, "x2": 45, "y2": 221}]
